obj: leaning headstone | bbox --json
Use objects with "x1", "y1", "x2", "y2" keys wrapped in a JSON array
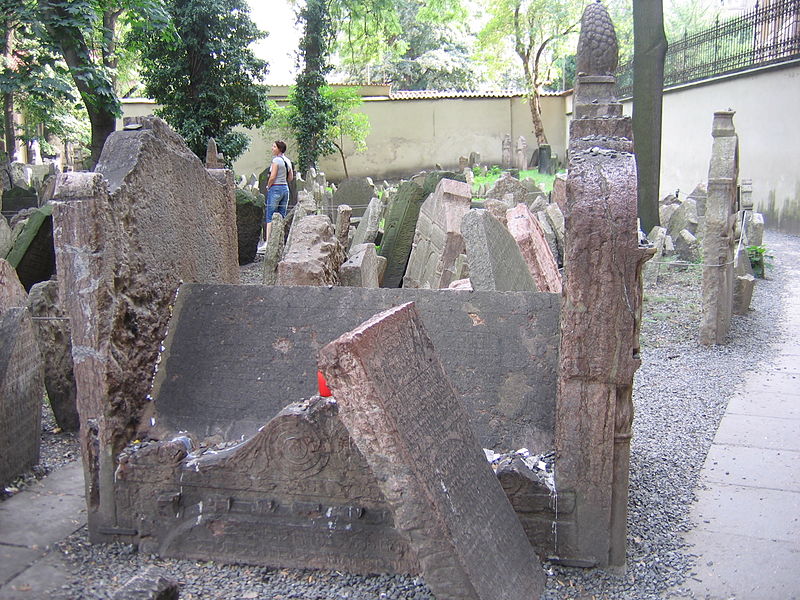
[
  {"x1": 552, "y1": 173, "x2": 567, "y2": 211},
  {"x1": 666, "y1": 196, "x2": 699, "y2": 242},
  {"x1": 1, "y1": 185, "x2": 38, "y2": 216},
  {"x1": 378, "y1": 181, "x2": 427, "y2": 288},
  {"x1": 468, "y1": 151, "x2": 481, "y2": 167},
  {"x1": 745, "y1": 211, "x2": 764, "y2": 247},
  {"x1": 659, "y1": 194, "x2": 681, "y2": 227},
  {"x1": 535, "y1": 211, "x2": 560, "y2": 265},
  {"x1": 319, "y1": 302, "x2": 546, "y2": 600},
  {"x1": 339, "y1": 242, "x2": 380, "y2": 288},
  {"x1": 687, "y1": 183, "x2": 708, "y2": 217},
  {"x1": 403, "y1": 178, "x2": 472, "y2": 289},
  {"x1": 0, "y1": 307, "x2": 43, "y2": 487},
  {"x1": 331, "y1": 177, "x2": 374, "y2": 219},
  {"x1": 235, "y1": 188, "x2": 265, "y2": 265},
  {"x1": 486, "y1": 172, "x2": 528, "y2": 205},
  {"x1": 543, "y1": 203, "x2": 566, "y2": 262},
  {"x1": 0, "y1": 257, "x2": 28, "y2": 312},
  {"x1": 700, "y1": 111, "x2": 739, "y2": 345},
  {"x1": 112, "y1": 566, "x2": 180, "y2": 600},
  {"x1": 4, "y1": 203, "x2": 55, "y2": 291},
  {"x1": 351, "y1": 196, "x2": 383, "y2": 247},
  {"x1": 205, "y1": 137, "x2": 223, "y2": 168},
  {"x1": 422, "y1": 171, "x2": 466, "y2": 195},
  {"x1": 0, "y1": 214, "x2": 13, "y2": 257},
  {"x1": 733, "y1": 274, "x2": 755, "y2": 315},
  {"x1": 51, "y1": 116, "x2": 239, "y2": 542},
  {"x1": 277, "y1": 215, "x2": 346, "y2": 286},
  {"x1": 506, "y1": 204, "x2": 562, "y2": 293},
  {"x1": 674, "y1": 229, "x2": 700, "y2": 262},
  {"x1": 461, "y1": 209, "x2": 537, "y2": 292},
  {"x1": 261, "y1": 212, "x2": 285, "y2": 285},
  {"x1": 28, "y1": 279, "x2": 79, "y2": 431},
  {"x1": 335, "y1": 204, "x2": 352, "y2": 249}
]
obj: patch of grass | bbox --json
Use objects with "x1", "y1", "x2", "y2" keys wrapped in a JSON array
[{"x1": 472, "y1": 168, "x2": 560, "y2": 194}]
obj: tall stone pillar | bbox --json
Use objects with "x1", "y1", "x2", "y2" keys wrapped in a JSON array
[
  {"x1": 699, "y1": 111, "x2": 738, "y2": 345},
  {"x1": 554, "y1": 0, "x2": 654, "y2": 568}
]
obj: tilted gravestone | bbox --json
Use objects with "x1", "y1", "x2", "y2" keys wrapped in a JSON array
[
  {"x1": 0, "y1": 214, "x2": 13, "y2": 257},
  {"x1": 351, "y1": 196, "x2": 384, "y2": 247},
  {"x1": 4, "y1": 204, "x2": 55, "y2": 291},
  {"x1": 340, "y1": 243, "x2": 380, "y2": 288},
  {"x1": 462, "y1": 209, "x2": 538, "y2": 292},
  {"x1": 485, "y1": 172, "x2": 529, "y2": 205},
  {"x1": 378, "y1": 181, "x2": 427, "y2": 288},
  {"x1": 403, "y1": 178, "x2": 472, "y2": 289},
  {"x1": 1, "y1": 185, "x2": 38, "y2": 216},
  {"x1": 0, "y1": 307, "x2": 43, "y2": 487},
  {"x1": 261, "y1": 212, "x2": 285, "y2": 285},
  {"x1": 276, "y1": 215, "x2": 346, "y2": 286},
  {"x1": 330, "y1": 177, "x2": 374, "y2": 219},
  {"x1": 319, "y1": 302, "x2": 546, "y2": 600},
  {"x1": 506, "y1": 203, "x2": 562, "y2": 293},
  {"x1": 51, "y1": 116, "x2": 239, "y2": 542},
  {"x1": 421, "y1": 170, "x2": 466, "y2": 195},
  {"x1": 0, "y1": 257, "x2": 28, "y2": 312},
  {"x1": 28, "y1": 279, "x2": 79, "y2": 431}
]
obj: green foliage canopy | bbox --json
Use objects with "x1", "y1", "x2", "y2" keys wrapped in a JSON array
[{"x1": 136, "y1": 0, "x2": 270, "y2": 164}]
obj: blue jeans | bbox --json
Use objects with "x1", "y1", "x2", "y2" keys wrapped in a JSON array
[{"x1": 266, "y1": 185, "x2": 289, "y2": 223}]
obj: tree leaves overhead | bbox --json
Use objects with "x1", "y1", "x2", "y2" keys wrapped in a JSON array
[{"x1": 136, "y1": 0, "x2": 270, "y2": 164}]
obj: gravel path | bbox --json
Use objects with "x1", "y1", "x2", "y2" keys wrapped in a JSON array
[{"x1": 6, "y1": 231, "x2": 795, "y2": 599}]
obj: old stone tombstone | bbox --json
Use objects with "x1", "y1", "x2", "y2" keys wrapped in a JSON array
[
  {"x1": 700, "y1": 111, "x2": 739, "y2": 346},
  {"x1": 502, "y1": 134, "x2": 513, "y2": 168},
  {"x1": 335, "y1": 204, "x2": 352, "y2": 249},
  {"x1": 516, "y1": 136, "x2": 528, "y2": 171},
  {"x1": 330, "y1": 177, "x2": 374, "y2": 219},
  {"x1": 340, "y1": 242, "x2": 380, "y2": 288},
  {"x1": 468, "y1": 151, "x2": 481, "y2": 167},
  {"x1": 1, "y1": 185, "x2": 38, "y2": 216},
  {"x1": 506, "y1": 203, "x2": 562, "y2": 293},
  {"x1": 261, "y1": 212, "x2": 285, "y2": 286},
  {"x1": 0, "y1": 214, "x2": 13, "y2": 257},
  {"x1": 0, "y1": 257, "x2": 28, "y2": 312},
  {"x1": 555, "y1": 0, "x2": 653, "y2": 568},
  {"x1": 319, "y1": 302, "x2": 546, "y2": 600},
  {"x1": 351, "y1": 196, "x2": 383, "y2": 247},
  {"x1": 552, "y1": 173, "x2": 567, "y2": 211},
  {"x1": 687, "y1": 183, "x2": 708, "y2": 217},
  {"x1": 486, "y1": 172, "x2": 529, "y2": 205},
  {"x1": 0, "y1": 307, "x2": 43, "y2": 487},
  {"x1": 378, "y1": 181, "x2": 427, "y2": 288},
  {"x1": 111, "y1": 567, "x2": 179, "y2": 600},
  {"x1": 403, "y1": 178, "x2": 472, "y2": 289},
  {"x1": 235, "y1": 188, "x2": 265, "y2": 265},
  {"x1": 205, "y1": 137, "x2": 223, "y2": 168},
  {"x1": 538, "y1": 145, "x2": 552, "y2": 175},
  {"x1": 51, "y1": 116, "x2": 239, "y2": 542},
  {"x1": 4, "y1": 204, "x2": 56, "y2": 291},
  {"x1": 277, "y1": 215, "x2": 346, "y2": 286},
  {"x1": 666, "y1": 196, "x2": 700, "y2": 242},
  {"x1": 28, "y1": 279, "x2": 79, "y2": 431},
  {"x1": 422, "y1": 170, "x2": 466, "y2": 195},
  {"x1": 462, "y1": 209, "x2": 538, "y2": 292},
  {"x1": 543, "y1": 203, "x2": 566, "y2": 263}
]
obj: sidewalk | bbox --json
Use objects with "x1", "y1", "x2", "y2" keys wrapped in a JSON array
[
  {"x1": 0, "y1": 462, "x2": 85, "y2": 599},
  {"x1": 684, "y1": 236, "x2": 800, "y2": 600}
]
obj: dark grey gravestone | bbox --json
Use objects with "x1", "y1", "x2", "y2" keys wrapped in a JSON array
[
  {"x1": 462, "y1": 209, "x2": 538, "y2": 292},
  {"x1": 118, "y1": 397, "x2": 418, "y2": 574},
  {"x1": 1, "y1": 186, "x2": 38, "y2": 216},
  {"x1": 5, "y1": 204, "x2": 55, "y2": 292},
  {"x1": 235, "y1": 188, "x2": 265, "y2": 265},
  {"x1": 538, "y1": 144, "x2": 552, "y2": 174},
  {"x1": 378, "y1": 182, "x2": 427, "y2": 288},
  {"x1": 150, "y1": 284, "x2": 559, "y2": 453},
  {"x1": 318, "y1": 303, "x2": 545, "y2": 600},
  {"x1": 331, "y1": 177, "x2": 374, "y2": 219},
  {"x1": 0, "y1": 307, "x2": 43, "y2": 486}
]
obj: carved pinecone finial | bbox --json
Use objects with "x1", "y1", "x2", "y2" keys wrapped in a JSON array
[{"x1": 575, "y1": 0, "x2": 619, "y2": 76}]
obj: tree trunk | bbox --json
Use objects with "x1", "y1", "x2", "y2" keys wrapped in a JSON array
[
  {"x1": 632, "y1": 0, "x2": 668, "y2": 233},
  {"x1": 333, "y1": 140, "x2": 349, "y2": 179},
  {"x1": 527, "y1": 89, "x2": 548, "y2": 146},
  {"x1": 2, "y1": 22, "x2": 19, "y2": 161}
]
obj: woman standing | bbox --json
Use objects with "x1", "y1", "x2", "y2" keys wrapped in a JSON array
[{"x1": 259, "y1": 140, "x2": 293, "y2": 251}]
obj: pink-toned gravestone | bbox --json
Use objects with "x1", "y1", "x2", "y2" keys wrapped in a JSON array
[
  {"x1": 319, "y1": 302, "x2": 544, "y2": 600},
  {"x1": 506, "y1": 203, "x2": 562, "y2": 293}
]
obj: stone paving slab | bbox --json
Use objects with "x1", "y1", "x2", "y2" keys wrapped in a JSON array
[
  {"x1": 726, "y1": 391, "x2": 800, "y2": 418},
  {"x1": 0, "y1": 550, "x2": 76, "y2": 599},
  {"x1": 685, "y1": 530, "x2": 800, "y2": 600},
  {"x1": 690, "y1": 482, "x2": 800, "y2": 543},
  {"x1": 700, "y1": 444, "x2": 800, "y2": 492},
  {"x1": 0, "y1": 546, "x2": 40, "y2": 587},
  {"x1": 714, "y1": 413, "x2": 800, "y2": 451}
]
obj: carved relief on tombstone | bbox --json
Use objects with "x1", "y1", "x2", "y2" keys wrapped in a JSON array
[
  {"x1": 516, "y1": 136, "x2": 528, "y2": 171},
  {"x1": 501, "y1": 134, "x2": 513, "y2": 168}
]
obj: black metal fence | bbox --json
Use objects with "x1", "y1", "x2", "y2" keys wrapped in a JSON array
[{"x1": 616, "y1": 0, "x2": 800, "y2": 98}]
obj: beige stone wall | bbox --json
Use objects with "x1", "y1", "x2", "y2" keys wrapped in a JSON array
[
  {"x1": 121, "y1": 94, "x2": 569, "y2": 183},
  {"x1": 622, "y1": 64, "x2": 800, "y2": 233}
]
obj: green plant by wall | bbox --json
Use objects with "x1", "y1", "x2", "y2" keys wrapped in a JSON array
[{"x1": 746, "y1": 244, "x2": 773, "y2": 279}]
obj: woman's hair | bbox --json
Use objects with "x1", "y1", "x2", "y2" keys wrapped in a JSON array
[{"x1": 274, "y1": 140, "x2": 287, "y2": 153}]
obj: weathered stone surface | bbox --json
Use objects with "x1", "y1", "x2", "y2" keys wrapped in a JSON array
[
  {"x1": 112, "y1": 566, "x2": 179, "y2": 600},
  {"x1": 335, "y1": 204, "x2": 352, "y2": 249},
  {"x1": 700, "y1": 111, "x2": 738, "y2": 345},
  {"x1": 378, "y1": 181, "x2": 427, "y2": 288},
  {"x1": 319, "y1": 303, "x2": 545, "y2": 600},
  {"x1": 644, "y1": 225, "x2": 669, "y2": 285},
  {"x1": 4, "y1": 204, "x2": 55, "y2": 291},
  {"x1": 0, "y1": 214, "x2": 13, "y2": 257},
  {"x1": 745, "y1": 211, "x2": 764, "y2": 247},
  {"x1": 261, "y1": 212, "x2": 285, "y2": 285},
  {"x1": 277, "y1": 215, "x2": 346, "y2": 286},
  {"x1": 51, "y1": 116, "x2": 239, "y2": 541},
  {"x1": 667, "y1": 197, "x2": 699, "y2": 242},
  {"x1": 486, "y1": 172, "x2": 528, "y2": 205},
  {"x1": 205, "y1": 137, "x2": 223, "y2": 168},
  {"x1": 733, "y1": 273, "x2": 755, "y2": 315},
  {"x1": 118, "y1": 397, "x2": 418, "y2": 574},
  {"x1": 674, "y1": 229, "x2": 700, "y2": 262},
  {"x1": 235, "y1": 188, "x2": 265, "y2": 265},
  {"x1": 462, "y1": 209, "x2": 537, "y2": 292},
  {"x1": 543, "y1": 202, "x2": 566, "y2": 262},
  {"x1": 536, "y1": 210, "x2": 560, "y2": 264},
  {"x1": 687, "y1": 183, "x2": 708, "y2": 217},
  {"x1": 0, "y1": 307, "x2": 43, "y2": 486},
  {"x1": 0, "y1": 257, "x2": 27, "y2": 313},
  {"x1": 1, "y1": 185, "x2": 37, "y2": 215},
  {"x1": 484, "y1": 197, "x2": 512, "y2": 225},
  {"x1": 422, "y1": 170, "x2": 466, "y2": 195},
  {"x1": 151, "y1": 284, "x2": 559, "y2": 453},
  {"x1": 28, "y1": 279, "x2": 79, "y2": 431},
  {"x1": 351, "y1": 196, "x2": 383, "y2": 247},
  {"x1": 403, "y1": 178, "x2": 472, "y2": 289},
  {"x1": 340, "y1": 243, "x2": 379, "y2": 288},
  {"x1": 507, "y1": 204, "x2": 562, "y2": 293},
  {"x1": 331, "y1": 177, "x2": 374, "y2": 218}
]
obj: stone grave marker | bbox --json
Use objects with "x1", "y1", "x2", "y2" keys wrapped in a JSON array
[
  {"x1": 351, "y1": 196, "x2": 383, "y2": 247},
  {"x1": 330, "y1": 177, "x2": 374, "y2": 219},
  {"x1": 261, "y1": 212, "x2": 285, "y2": 285},
  {"x1": 506, "y1": 203, "x2": 562, "y2": 293},
  {"x1": 486, "y1": 172, "x2": 528, "y2": 205},
  {"x1": 0, "y1": 257, "x2": 27, "y2": 312},
  {"x1": 378, "y1": 181, "x2": 427, "y2": 288},
  {"x1": 340, "y1": 243, "x2": 380, "y2": 288},
  {"x1": 277, "y1": 214, "x2": 346, "y2": 286},
  {"x1": 4, "y1": 204, "x2": 55, "y2": 291},
  {"x1": 462, "y1": 209, "x2": 537, "y2": 292},
  {"x1": 421, "y1": 170, "x2": 466, "y2": 195},
  {"x1": 0, "y1": 307, "x2": 43, "y2": 486},
  {"x1": 1, "y1": 185, "x2": 38, "y2": 216},
  {"x1": 403, "y1": 178, "x2": 472, "y2": 289},
  {"x1": 319, "y1": 302, "x2": 545, "y2": 600},
  {"x1": 235, "y1": 188, "x2": 265, "y2": 265}
]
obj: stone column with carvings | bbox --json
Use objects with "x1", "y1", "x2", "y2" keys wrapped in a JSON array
[{"x1": 554, "y1": 0, "x2": 654, "y2": 568}]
